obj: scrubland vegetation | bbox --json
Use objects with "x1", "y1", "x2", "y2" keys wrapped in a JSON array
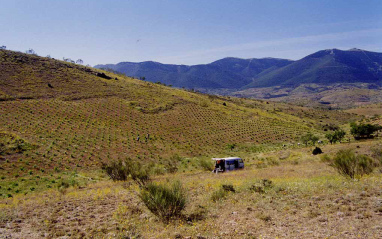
[{"x1": 1, "y1": 49, "x2": 382, "y2": 238}]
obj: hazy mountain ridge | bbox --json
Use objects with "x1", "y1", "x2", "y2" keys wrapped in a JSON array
[
  {"x1": 95, "y1": 57, "x2": 293, "y2": 89},
  {"x1": 244, "y1": 48, "x2": 382, "y2": 88},
  {"x1": 95, "y1": 48, "x2": 382, "y2": 91}
]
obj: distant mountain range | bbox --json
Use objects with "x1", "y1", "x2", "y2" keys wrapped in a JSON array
[
  {"x1": 95, "y1": 57, "x2": 292, "y2": 89},
  {"x1": 95, "y1": 48, "x2": 382, "y2": 90},
  {"x1": 95, "y1": 48, "x2": 382, "y2": 108},
  {"x1": 244, "y1": 48, "x2": 382, "y2": 88}
]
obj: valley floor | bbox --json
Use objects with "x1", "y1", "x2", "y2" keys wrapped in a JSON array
[{"x1": 1, "y1": 140, "x2": 382, "y2": 239}]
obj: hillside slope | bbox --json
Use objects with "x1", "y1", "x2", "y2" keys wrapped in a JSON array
[
  {"x1": 234, "y1": 83, "x2": 382, "y2": 109},
  {"x1": 0, "y1": 50, "x2": 130, "y2": 101},
  {"x1": 0, "y1": 50, "x2": 359, "y2": 180}
]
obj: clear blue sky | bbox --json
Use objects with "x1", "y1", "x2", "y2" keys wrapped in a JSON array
[{"x1": 1, "y1": 0, "x2": 381, "y2": 66}]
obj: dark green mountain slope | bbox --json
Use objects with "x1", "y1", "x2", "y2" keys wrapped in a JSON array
[{"x1": 243, "y1": 48, "x2": 382, "y2": 88}]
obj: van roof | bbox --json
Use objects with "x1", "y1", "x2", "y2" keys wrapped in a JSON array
[{"x1": 212, "y1": 157, "x2": 241, "y2": 161}]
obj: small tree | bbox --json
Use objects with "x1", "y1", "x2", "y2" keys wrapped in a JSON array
[
  {"x1": 26, "y1": 48, "x2": 36, "y2": 55},
  {"x1": 335, "y1": 129, "x2": 346, "y2": 143},
  {"x1": 325, "y1": 133, "x2": 336, "y2": 144},
  {"x1": 0, "y1": 45, "x2": 6, "y2": 50},
  {"x1": 76, "y1": 59, "x2": 83, "y2": 64},
  {"x1": 326, "y1": 129, "x2": 346, "y2": 144},
  {"x1": 301, "y1": 132, "x2": 319, "y2": 146},
  {"x1": 350, "y1": 122, "x2": 382, "y2": 139}
]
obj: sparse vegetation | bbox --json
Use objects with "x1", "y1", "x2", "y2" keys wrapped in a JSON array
[{"x1": 0, "y1": 132, "x2": 37, "y2": 155}]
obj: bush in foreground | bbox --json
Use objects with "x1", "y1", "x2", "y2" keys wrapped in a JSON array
[
  {"x1": 139, "y1": 181, "x2": 186, "y2": 223},
  {"x1": 330, "y1": 149, "x2": 376, "y2": 179}
]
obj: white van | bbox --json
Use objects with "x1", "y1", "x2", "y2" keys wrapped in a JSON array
[{"x1": 212, "y1": 157, "x2": 244, "y2": 173}]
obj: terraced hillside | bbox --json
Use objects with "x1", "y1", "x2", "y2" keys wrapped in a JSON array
[{"x1": 0, "y1": 50, "x2": 359, "y2": 192}]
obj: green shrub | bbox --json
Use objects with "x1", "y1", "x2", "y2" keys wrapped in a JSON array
[
  {"x1": 102, "y1": 159, "x2": 150, "y2": 187},
  {"x1": 226, "y1": 143, "x2": 236, "y2": 151},
  {"x1": 249, "y1": 184, "x2": 264, "y2": 193},
  {"x1": 350, "y1": 122, "x2": 382, "y2": 139},
  {"x1": 320, "y1": 154, "x2": 331, "y2": 163},
  {"x1": 330, "y1": 149, "x2": 376, "y2": 179},
  {"x1": 102, "y1": 160, "x2": 127, "y2": 181},
  {"x1": 249, "y1": 179, "x2": 273, "y2": 193},
  {"x1": 266, "y1": 157, "x2": 280, "y2": 166},
  {"x1": 149, "y1": 163, "x2": 166, "y2": 175},
  {"x1": 124, "y1": 160, "x2": 151, "y2": 187},
  {"x1": 162, "y1": 155, "x2": 182, "y2": 173},
  {"x1": 57, "y1": 180, "x2": 70, "y2": 194},
  {"x1": 198, "y1": 158, "x2": 213, "y2": 171},
  {"x1": 357, "y1": 154, "x2": 377, "y2": 176},
  {"x1": 58, "y1": 181, "x2": 70, "y2": 189},
  {"x1": 371, "y1": 145, "x2": 382, "y2": 165},
  {"x1": 211, "y1": 184, "x2": 236, "y2": 202},
  {"x1": 211, "y1": 188, "x2": 228, "y2": 202},
  {"x1": 221, "y1": 184, "x2": 235, "y2": 193},
  {"x1": 325, "y1": 129, "x2": 346, "y2": 144},
  {"x1": 187, "y1": 205, "x2": 208, "y2": 222},
  {"x1": 300, "y1": 132, "x2": 319, "y2": 146},
  {"x1": 139, "y1": 181, "x2": 186, "y2": 223},
  {"x1": 262, "y1": 179, "x2": 273, "y2": 189}
]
